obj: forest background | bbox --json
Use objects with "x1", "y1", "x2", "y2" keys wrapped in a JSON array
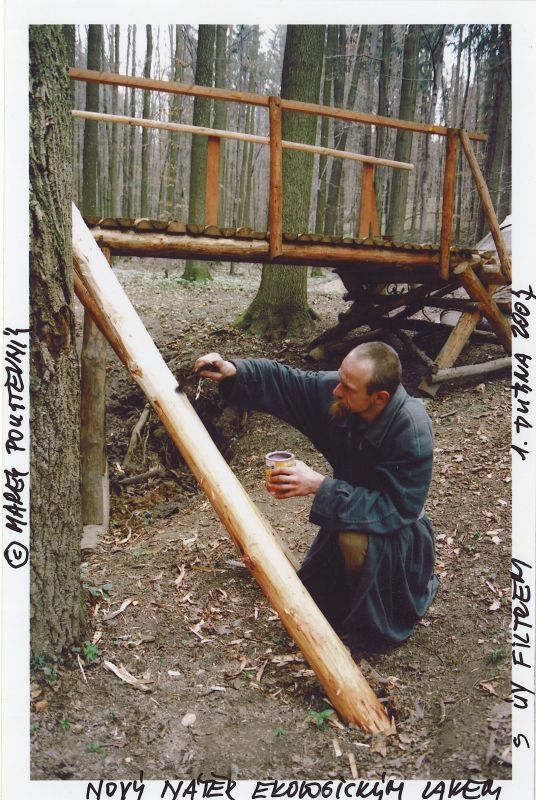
[{"x1": 73, "y1": 23, "x2": 511, "y2": 259}]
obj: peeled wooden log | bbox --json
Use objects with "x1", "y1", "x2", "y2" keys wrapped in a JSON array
[{"x1": 72, "y1": 204, "x2": 391, "y2": 734}]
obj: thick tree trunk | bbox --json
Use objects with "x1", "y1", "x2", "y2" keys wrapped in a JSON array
[
  {"x1": 236, "y1": 25, "x2": 325, "y2": 339},
  {"x1": 182, "y1": 25, "x2": 216, "y2": 281},
  {"x1": 386, "y1": 25, "x2": 420, "y2": 242},
  {"x1": 140, "y1": 25, "x2": 153, "y2": 218},
  {"x1": 29, "y1": 25, "x2": 83, "y2": 658}
]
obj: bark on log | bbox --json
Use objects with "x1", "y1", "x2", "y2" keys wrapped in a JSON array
[
  {"x1": 431, "y1": 357, "x2": 511, "y2": 384},
  {"x1": 72, "y1": 204, "x2": 392, "y2": 733},
  {"x1": 89, "y1": 226, "x2": 474, "y2": 272}
]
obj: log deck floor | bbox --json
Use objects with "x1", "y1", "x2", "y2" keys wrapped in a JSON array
[{"x1": 84, "y1": 216, "x2": 511, "y2": 394}]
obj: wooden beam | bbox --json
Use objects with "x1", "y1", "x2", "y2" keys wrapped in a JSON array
[
  {"x1": 431, "y1": 357, "x2": 511, "y2": 384},
  {"x1": 71, "y1": 203, "x2": 392, "y2": 734},
  {"x1": 269, "y1": 96, "x2": 283, "y2": 259},
  {"x1": 205, "y1": 136, "x2": 220, "y2": 226},
  {"x1": 72, "y1": 110, "x2": 414, "y2": 171},
  {"x1": 70, "y1": 69, "x2": 487, "y2": 141},
  {"x1": 454, "y1": 262, "x2": 511, "y2": 353},
  {"x1": 459, "y1": 130, "x2": 512, "y2": 284},
  {"x1": 439, "y1": 129, "x2": 458, "y2": 281},
  {"x1": 358, "y1": 164, "x2": 377, "y2": 238},
  {"x1": 88, "y1": 226, "x2": 469, "y2": 270}
]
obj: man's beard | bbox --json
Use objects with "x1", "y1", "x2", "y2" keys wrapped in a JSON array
[{"x1": 329, "y1": 398, "x2": 348, "y2": 418}]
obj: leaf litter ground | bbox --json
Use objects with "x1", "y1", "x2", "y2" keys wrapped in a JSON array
[{"x1": 31, "y1": 261, "x2": 512, "y2": 782}]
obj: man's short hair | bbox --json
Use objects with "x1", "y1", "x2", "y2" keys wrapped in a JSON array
[{"x1": 348, "y1": 342, "x2": 401, "y2": 396}]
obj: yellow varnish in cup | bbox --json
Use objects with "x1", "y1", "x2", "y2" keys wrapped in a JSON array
[{"x1": 265, "y1": 450, "x2": 296, "y2": 484}]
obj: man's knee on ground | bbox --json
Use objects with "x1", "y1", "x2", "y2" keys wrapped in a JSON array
[{"x1": 337, "y1": 532, "x2": 369, "y2": 572}]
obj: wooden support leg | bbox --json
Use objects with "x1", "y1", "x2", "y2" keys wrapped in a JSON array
[
  {"x1": 439, "y1": 129, "x2": 458, "y2": 281},
  {"x1": 268, "y1": 96, "x2": 283, "y2": 260},
  {"x1": 72, "y1": 204, "x2": 392, "y2": 734},
  {"x1": 418, "y1": 309, "x2": 482, "y2": 397},
  {"x1": 358, "y1": 164, "x2": 379, "y2": 239},
  {"x1": 454, "y1": 262, "x2": 511, "y2": 354}
]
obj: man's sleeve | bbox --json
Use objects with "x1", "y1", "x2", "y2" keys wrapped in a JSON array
[
  {"x1": 309, "y1": 408, "x2": 433, "y2": 535},
  {"x1": 219, "y1": 358, "x2": 329, "y2": 440}
]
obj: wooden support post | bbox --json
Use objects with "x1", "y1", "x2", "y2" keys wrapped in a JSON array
[
  {"x1": 358, "y1": 164, "x2": 379, "y2": 238},
  {"x1": 80, "y1": 246, "x2": 110, "y2": 528},
  {"x1": 72, "y1": 204, "x2": 392, "y2": 734},
  {"x1": 418, "y1": 309, "x2": 482, "y2": 397},
  {"x1": 205, "y1": 136, "x2": 220, "y2": 226},
  {"x1": 459, "y1": 129, "x2": 512, "y2": 284},
  {"x1": 454, "y1": 262, "x2": 511, "y2": 354},
  {"x1": 439, "y1": 129, "x2": 458, "y2": 281},
  {"x1": 269, "y1": 96, "x2": 283, "y2": 260}
]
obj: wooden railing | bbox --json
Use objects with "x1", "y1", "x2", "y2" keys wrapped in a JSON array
[{"x1": 70, "y1": 68, "x2": 511, "y2": 284}]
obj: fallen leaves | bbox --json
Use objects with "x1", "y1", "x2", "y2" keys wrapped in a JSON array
[
  {"x1": 181, "y1": 712, "x2": 196, "y2": 727},
  {"x1": 103, "y1": 660, "x2": 153, "y2": 692},
  {"x1": 103, "y1": 597, "x2": 134, "y2": 621}
]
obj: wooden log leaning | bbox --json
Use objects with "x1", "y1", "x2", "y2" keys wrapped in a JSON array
[
  {"x1": 71, "y1": 204, "x2": 392, "y2": 734},
  {"x1": 459, "y1": 130, "x2": 512, "y2": 284},
  {"x1": 454, "y1": 262, "x2": 511, "y2": 354}
]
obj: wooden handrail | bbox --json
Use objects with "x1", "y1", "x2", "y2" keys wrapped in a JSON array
[
  {"x1": 72, "y1": 110, "x2": 414, "y2": 171},
  {"x1": 69, "y1": 68, "x2": 487, "y2": 141}
]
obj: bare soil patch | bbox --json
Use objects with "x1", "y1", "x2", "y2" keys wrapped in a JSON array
[{"x1": 30, "y1": 261, "x2": 512, "y2": 782}]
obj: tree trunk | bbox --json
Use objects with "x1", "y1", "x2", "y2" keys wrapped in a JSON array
[
  {"x1": 236, "y1": 25, "x2": 325, "y2": 339},
  {"x1": 29, "y1": 25, "x2": 83, "y2": 658},
  {"x1": 182, "y1": 25, "x2": 216, "y2": 281},
  {"x1": 386, "y1": 25, "x2": 420, "y2": 242},
  {"x1": 214, "y1": 25, "x2": 228, "y2": 225},
  {"x1": 140, "y1": 25, "x2": 153, "y2": 218},
  {"x1": 324, "y1": 25, "x2": 367, "y2": 236},
  {"x1": 82, "y1": 26, "x2": 102, "y2": 215},
  {"x1": 109, "y1": 25, "x2": 120, "y2": 216},
  {"x1": 477, "y1": 25, "x2": 510, "y2": 239},
  {"x1": 314, "y1": 26, "x2": 335, "y2": 235},
  {"x1": 127, "y1": 26, "x2": 137, "y2": 218},
  {"x1": 418, "y1": 25, "x2": 446, "y2": 242},
  {"x1": 375, "y1": 25, "x2": 393, "y2": 231},
  {"x1": 121, "y1": 25, "x2": 132, "y2": 217},
  {"x1": 165, "y1": 25, "x2": 184, "y2": 219},
  {"x1": 81, "y1": 24, "x2": 108, "y2": 528}
]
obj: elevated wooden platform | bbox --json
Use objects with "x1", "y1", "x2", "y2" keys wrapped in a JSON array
[{"x1": 84, "y1": 215, "x2": 511, "y2": 396}]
